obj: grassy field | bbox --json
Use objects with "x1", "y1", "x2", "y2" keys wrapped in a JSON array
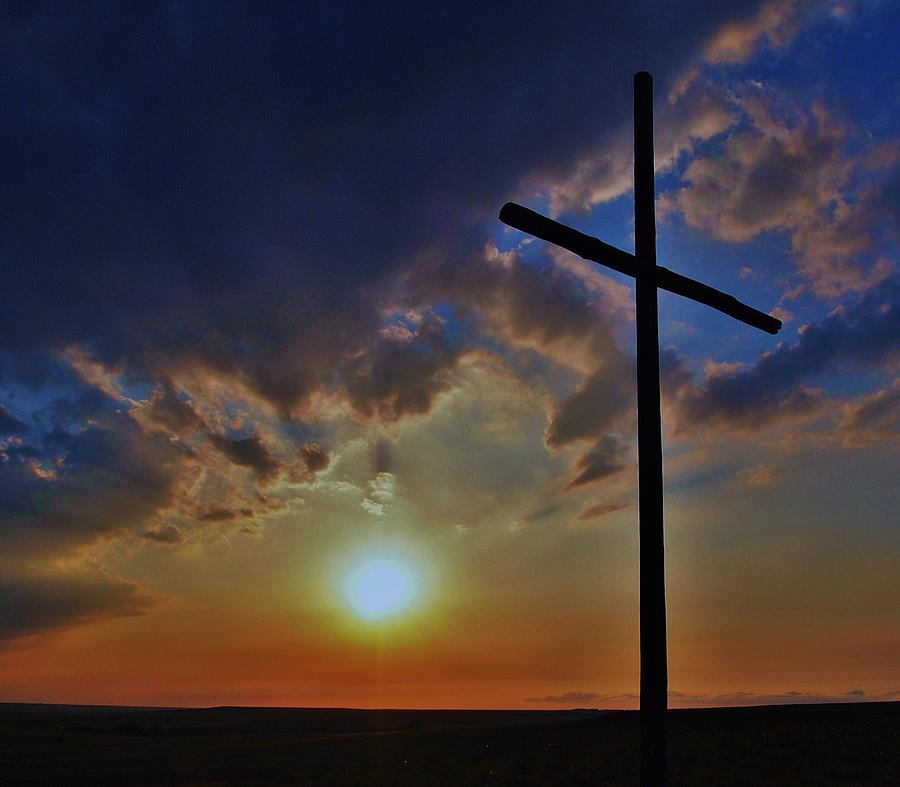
[{"x1": 1, "y1": 701, "x2": 898, "y2": 785}]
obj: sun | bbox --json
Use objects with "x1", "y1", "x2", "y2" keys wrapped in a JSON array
[{"x1": 343, "y1": 556, "x2": 420, "y2": 621}]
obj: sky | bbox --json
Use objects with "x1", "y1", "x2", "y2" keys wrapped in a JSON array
[{"x1": 1, "y1": 1, "x2": 898, "y2": 710}]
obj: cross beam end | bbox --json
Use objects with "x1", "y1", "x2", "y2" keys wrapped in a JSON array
[{"x1": 656, "y1": 267, "x2": 782, "y2": 335}]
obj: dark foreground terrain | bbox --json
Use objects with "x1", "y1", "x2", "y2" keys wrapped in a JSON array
[{"x1": 1, "y1": 701, "x2": 897, "y2": 785}]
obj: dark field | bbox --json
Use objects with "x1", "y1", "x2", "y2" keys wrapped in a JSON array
[{"x1": 1, "y1": 701, "x2": 898, "y2": 785}]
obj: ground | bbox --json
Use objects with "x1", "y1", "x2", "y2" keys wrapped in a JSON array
[{"x1": 1, "y1": 702, "x2": 898, "y2": 785}]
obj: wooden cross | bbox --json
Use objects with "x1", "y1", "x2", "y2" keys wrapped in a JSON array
[{"x1": 499, "y1": 72, "x2": 781, "y2": 785}]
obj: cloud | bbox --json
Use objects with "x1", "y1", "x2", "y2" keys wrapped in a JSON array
[
  {"x1": 665, "y1": 689, "x2": 895, "y2": 707},
  {"x1": 402, "y1": 244, "x2": 622, "y2": 376},
  {"x1": 361, "y1": 472, "x2": 395, "y2": 517},
  {"x1": 378, "y1": 242, "x2": 641, "y2": 496},
  {"x1": 208, "y1": 433, "x2": 281, "y2": 482},
  {"x1": 739, "y1": 464, "x2": 776, "y2": 487},
  {"x1": 563, "y1": 435, "x2": 630, "y2": 492},
  {"x1": 523, "y1": 502, "x2": 564, "y2": 523},
  {"x1": 289, "y1": 441, "x2": 332, "y2": 484},
  {"x1": 0, "y1": 2, "x2": 763, "y2": 422},
  {"x1": 575, "y1": 499, "x2": 631, "y2": 523},
  {"x1": 140, "y1": 525, "x2": 185, "y2": 545},
  {"x1": 0, "y1": 403, "x2": 26, "y2": 434},
  {"x1": 403, "y1": 245, "x2": 637, "y2": 490},
  {"x1": 0, "y1": 4, "x2": 778, "y2": 551},
  {"x1": 0, "y1": 567, "x2": 156, "y2": 643},
  {"x1": 140, "y1": 382, "x2": 205, "y2": 434},
  {"x1": 343, "y1": 314, "x2": 464, "y2": 423},
  {"x1": 673, "y1": 274, "x2": 900, "y2": 430},
  {"x1": 662, "y1": 93, "x2": 898, "y2": 298},
  {"x1": 545, "y1": 0, "x2": 869, "y2": 219},
  {"x1": 551, "y1": 688, "x2": 898, "y2": 709},
  {"x1": 547, "y1": 1, "x2": 877, "y2": 217},
  {"x1": 0, "y1": 365, "x2": 197, "y2": 643},
  {"x1": 300, "y1": 442, "x2": 330, "y2": 475},
  {"x1": 526, "y1": 691, "x2": 602, "y2": 705},
  {"x1": 197, "y1": 508, "x2": 236, "y2": 523},
  {"x1": 0, "y1": 406, "x2": 182, "y2": 561},
  {"x1": 672, "y1": 99, "x2": 847, "y2": 242},
  {"x1": 702, "y1": 0, "x2": 802, "y2": 64},
  {"x1": 699, "y1": 0, "x2": 874, "y2": 67},
  {"x1": 545, "y1": 366, "x2": 634, "y2": 449},
  {"x1": 838, "y1": 379, "x2": 900, "y2": 446},
  {"x1": 549, "y1": 81, "x2": 737, "y2": 214},
  {"x1": 5, "y1": 1, "x2": 854, "y2": 652},
  {"x1": 360, "y1": 498, "x2": 384, "y2": 517}
]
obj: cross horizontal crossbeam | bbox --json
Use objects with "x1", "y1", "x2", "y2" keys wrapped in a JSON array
[{"x1": 499, "y1": 202, "x2": 782, "y2": 335}]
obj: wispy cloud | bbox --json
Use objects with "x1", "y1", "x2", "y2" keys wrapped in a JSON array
[
  {"x1": 526, "y1": 688, "x2": 899, "y2": 708},
  {"x1": 837, "y1": 379, "x2": 900, "y2": 447},
  {"x1": 572, "y1": 499, "x2": 631, "y2": 525},
  {"x1": 0, "y1": 566, "x2": 157, "y2": 644},
  {"x1": 526, "y1": 691, "x2": 603, "y2": 704}
]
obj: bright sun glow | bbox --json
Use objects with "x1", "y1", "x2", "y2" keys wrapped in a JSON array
[{"x1": 343, "y1": 556, "x2": 420, "y2": 621}]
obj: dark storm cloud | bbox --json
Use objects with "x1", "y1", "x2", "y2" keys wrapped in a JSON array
[
  {"x1": 0, "y1": 350, "x2": 87, "y2": 397},
  {"x1": 0, "y1": 1, "x2": 769, "y2": 643},
  {"x1": 677, "y1": 274, "x2": 900, "y2": 429},
  {"x1": 0, "y1": 0, "x2": 762, "y2": 414}
]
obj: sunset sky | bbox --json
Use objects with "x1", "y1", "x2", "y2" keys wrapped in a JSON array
[{"x1": 1, "y1": 1, "x2": 898, "y2": 710}]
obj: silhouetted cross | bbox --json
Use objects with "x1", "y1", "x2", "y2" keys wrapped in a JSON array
[{"x1": 499, "y1": 71, "x2": 781, "y2": 786}]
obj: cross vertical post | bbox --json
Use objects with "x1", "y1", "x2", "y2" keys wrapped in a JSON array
[
  {"x1": 498, "y1": 69, "x2": 781, "y2": 787},
  {"x1": 634, "y1": 70, "x2": 668, "y2": 785}
]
